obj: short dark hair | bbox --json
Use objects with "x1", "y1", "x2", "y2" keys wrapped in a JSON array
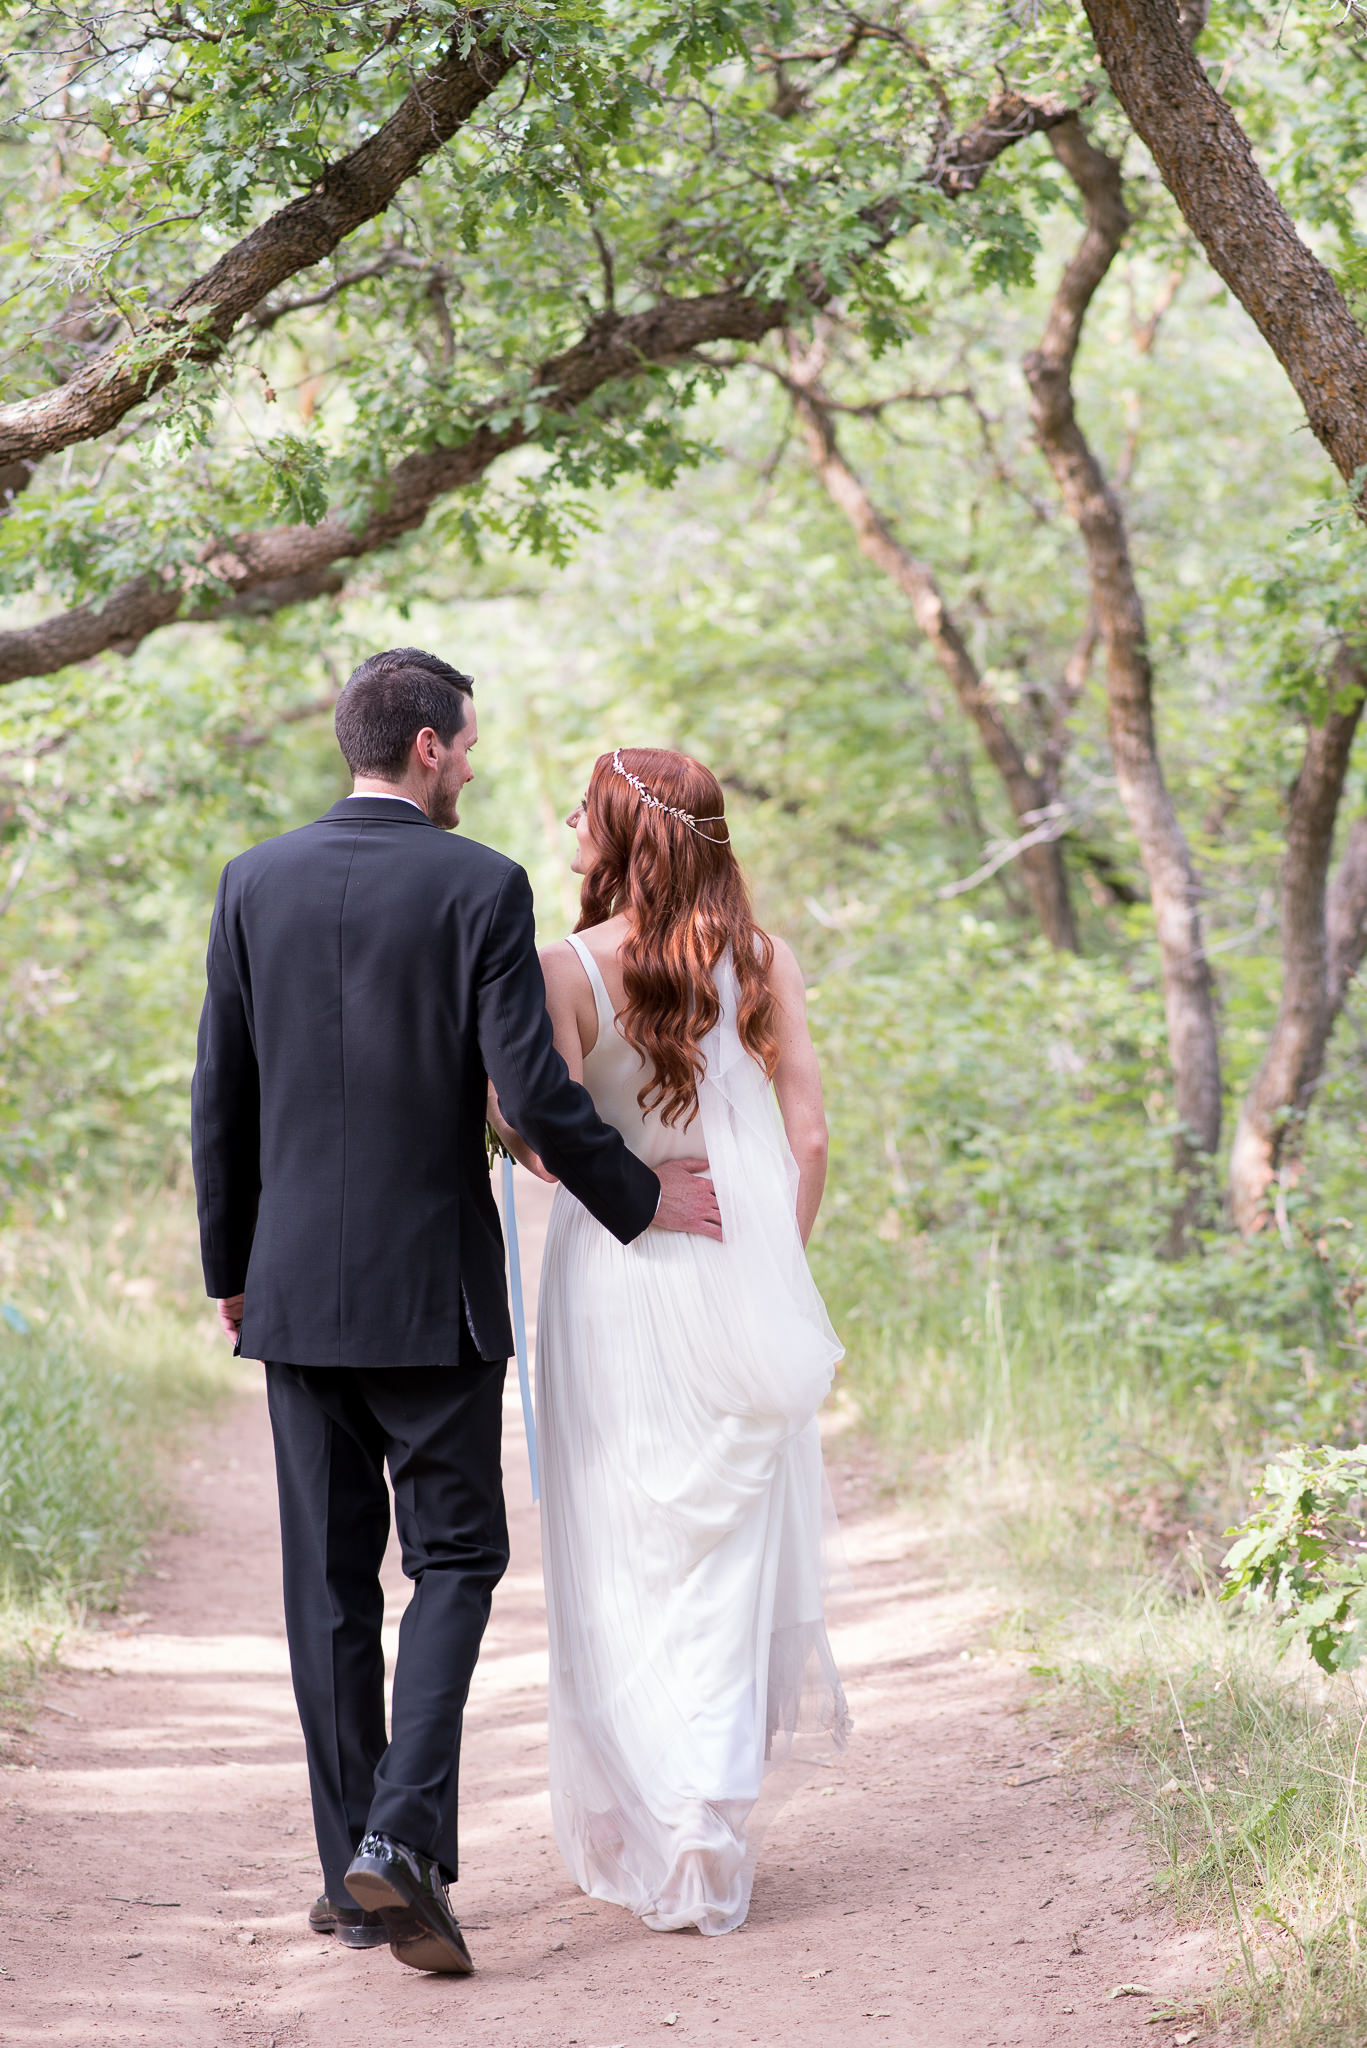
[{"x1": 334, "y1": 647, "x2": 474, "y2": 778}]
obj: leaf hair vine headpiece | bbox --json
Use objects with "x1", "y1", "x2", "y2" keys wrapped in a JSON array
[{"x1": 610, "y1": 748, "x2": 731, "y2": 842}]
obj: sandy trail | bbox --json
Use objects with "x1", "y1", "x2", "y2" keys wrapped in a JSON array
[{"x1": 2, "y1": 1175, "x2": 1220, "y2": 2047}]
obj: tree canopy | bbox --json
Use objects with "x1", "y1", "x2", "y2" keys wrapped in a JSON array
[{"x1": 4, "y1": 0, "x2": 1367, "y2": 1254}]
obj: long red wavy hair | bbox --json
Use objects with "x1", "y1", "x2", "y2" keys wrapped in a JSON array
[{"x1": 575, "y1": 748, "x2": 779, "y2": 1127}]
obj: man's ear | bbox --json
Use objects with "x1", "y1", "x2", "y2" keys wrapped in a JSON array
[{"x1": 413, "y1": 726, "x2": 439, "y2": 770}]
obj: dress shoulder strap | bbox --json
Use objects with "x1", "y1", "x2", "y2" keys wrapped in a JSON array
[{"x1": 563, "y1": 932, "x2": 615, "y2": 1042}]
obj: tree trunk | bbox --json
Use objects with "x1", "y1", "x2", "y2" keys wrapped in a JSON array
[
  {"x1": 1082, "y1": 1, "x2": 1367, "y2": 1224},
  {"x1": 1081, "y1": 0, "x2": 1367, "y2": 495},
  {"x1": 782, "y1": 342, "x2": 1080, "y2": 952},
  {"x1": 1023, "y1": 114, "x2": 1223, "y2": 1185},
  {"x1": 1328, "y1": 816, "x2": 1367, "y2": 1004},
  {"x1": 1228, "y1": 652, "x2": 1367, "y2": 1232}
]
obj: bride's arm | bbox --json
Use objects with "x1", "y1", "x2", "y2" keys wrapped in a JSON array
[
  {"x1": 486, "y1": 940, "x2": 599, "y2": 1180},
  {"x1": 768, "y1": 937, "x2": 829, "y2": 1247}
]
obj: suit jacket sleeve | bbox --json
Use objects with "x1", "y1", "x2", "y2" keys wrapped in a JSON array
[
  {"x1": 477, "y1": 865, "x2": 659, "y2": 1245},
  {"x1": 190, "y1": 866, "x2": 262, "y2": 1296}
]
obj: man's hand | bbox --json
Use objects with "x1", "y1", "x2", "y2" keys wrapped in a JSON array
[
  {"x1": 650, "y1": 1158, "x2": 723, "y2": 1242},
  {"x1": 512, "y1": 1146, "x2": 557, "y2": 1185},
  {"x1": 217, "y1": 1293, "x2": 245, "y2": 1342}
]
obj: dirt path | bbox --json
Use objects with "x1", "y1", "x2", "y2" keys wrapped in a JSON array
[{"x1": 2, "y1": 1177, "x2": 1221, "y2": 2047}]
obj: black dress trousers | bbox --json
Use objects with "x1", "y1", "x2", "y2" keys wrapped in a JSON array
[{"x1": 264, "y1": 1329, "x2": 509, "y2": 1903}]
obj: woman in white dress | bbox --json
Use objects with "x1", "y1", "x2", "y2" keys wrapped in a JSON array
[{"x1": 495, "y1": 746, "x2": 848, "y2": 1937}]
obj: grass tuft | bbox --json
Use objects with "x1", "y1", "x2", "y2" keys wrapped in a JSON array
[
  {"x1": 1054, "y1": 1582, "x2": 1367, "y2": 2046},
  {"x1": 0, "y1": 1197, "x2": 236, "y2": 1711},
  {"x1": 823, "y1": 1228, "x2": 1367, "y2": 2048}
]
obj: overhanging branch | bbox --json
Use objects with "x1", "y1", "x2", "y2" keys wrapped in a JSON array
[
  {"x1": 0, "y1": 85, "x2": 1079, "y2": 690},
  {"x1": 0, "y1": 285, "x2": 787, "y2": 686},
  {"x1": 0, "y1": 31, "x2": 518, "y2": 470}
]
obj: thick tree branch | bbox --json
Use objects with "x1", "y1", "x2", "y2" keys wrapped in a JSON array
[
  {"x1": 1023, "y1": 113, "x2": 1222, "y2": 1188},
  {"x1": 202, "y1": 566, "x2": 351, "y2": 626},
  {"x1": 0, "y1": 87, "x2": 1079, "y2": 689},
  {"x1": 1082, "y1": 0, "x2": 1367, "y2": 494},
  {"x1": 0, "y1": 32, "x2": 517, "y2": 470},
  {"x1": 1229, "y1": 654, "x2": 1367, "y2": 1233},
  {"x1": 928, "y1": 87, "x2": 1089, "y2": 195},
  {"x1": 783, "y1": 331, "x2": 1080, "y2": 953},
  {"x1": 0, "y1": 287, "x2": 790, "y2": 686}
]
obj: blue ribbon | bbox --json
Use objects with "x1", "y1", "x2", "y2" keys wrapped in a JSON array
[{"x1": 502, "y1": 1153, "x2": 539, "y2": 1503}]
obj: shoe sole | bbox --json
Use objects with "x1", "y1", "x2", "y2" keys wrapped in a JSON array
[
  {"x1": 338, "y1": 1866, "x2": 408, "y2": 1915},
  {"x1": 344, "y1": 1866, "x2": 473, "y2": 1976},
  {"x1": 390, "y1": 1930, "x2": 473, "y2": 1975}
]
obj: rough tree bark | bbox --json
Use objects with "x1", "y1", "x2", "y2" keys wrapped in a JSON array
[
  {"x1": 1082, "y1": 0, "x2": 1367, "y2": 1222},
  {"x1": 782, "y1": 337, "x2": 1081, "y2": 952},
  {"x1": 1081, "y1": 0, "x2": 1367, "y2": 495},
  {"x1": 0, "y1": 89, "x2": 1079, "y2": 690},
  {"x1": 1329, "y1": 818, "x2": 1367, "y2": 1004},
  {"x1": 1023, "y1": 113, "x2": 1222, "y2": 1187},
  {"x1": 1228, "y1": 650, "x2": 1367, "y2": 1232},
  {"x1": 0, "y1": 35, "x2": 518, "y2": 469}
]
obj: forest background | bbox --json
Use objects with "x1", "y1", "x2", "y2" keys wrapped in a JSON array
[{"x1": 4, "y1": 2, "x2": 1367, "y2": 2040}]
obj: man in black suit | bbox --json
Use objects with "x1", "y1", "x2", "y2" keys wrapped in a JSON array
[{"x1": 191, "y1": 647, "x2": 720, "y2": 1976}]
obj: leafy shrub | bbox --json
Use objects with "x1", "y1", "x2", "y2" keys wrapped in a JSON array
[{"x1": 1222, "y1": 1445, "x2": 1367, "y2": 1675}]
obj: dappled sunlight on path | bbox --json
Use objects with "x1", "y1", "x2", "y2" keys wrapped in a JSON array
[{"x1": 2, "y1": 1173, "x2": 1223, "y2": 2046}]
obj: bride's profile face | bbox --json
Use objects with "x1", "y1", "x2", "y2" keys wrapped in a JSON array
[{"x1": 566, "y1": 792, "x2": 598, "y2": 876}]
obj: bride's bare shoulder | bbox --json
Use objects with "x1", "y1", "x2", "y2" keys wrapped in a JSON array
[
  {"x1": 539, "y1": 936, "x2": 588, "y2": 989},
  {"x1": 549, "y1": 915, "x2": 628, "y2": 966},
  {"x1": 761, "y1": 933, "x2": 807, "y2": 1005},
  {"x1": 538, "y1": 937, "x2": 601, "y2": 1052}
]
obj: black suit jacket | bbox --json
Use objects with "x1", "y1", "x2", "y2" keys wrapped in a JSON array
[{"x1": 190, "y1": 796, "x2": 659, "y2": 1366}]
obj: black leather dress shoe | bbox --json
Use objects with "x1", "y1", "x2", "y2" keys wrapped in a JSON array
[
  {"x1": 344, "y1": 1833, "x2": 474, "y2": 1975},
  {"x1": 307, "y1": 1892, "x2": 388, "y2": 1948}
]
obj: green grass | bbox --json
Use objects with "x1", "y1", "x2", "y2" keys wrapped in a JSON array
[
  {"x1": 1045, "y1": 1581, "x2": 1367, "y2": 2047},
  {"x1": 819, "y1": 1229, "x2": 1301, "y2": 1578},
  {"x1": 820, "y1": 1227, "x2": 1367, "y2": 2048},
  {"x1": 0, "y1": 1198, "x2": 236, "y2": 1710}
]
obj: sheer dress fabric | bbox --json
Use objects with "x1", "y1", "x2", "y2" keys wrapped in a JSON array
[{"x1": 536, "y1": 935, "x2": 848, "y2": 1936}]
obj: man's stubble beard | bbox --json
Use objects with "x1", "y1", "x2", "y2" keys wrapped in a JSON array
[{"x1": 431, "y1": 763, "x2": 463, "y2": 830}]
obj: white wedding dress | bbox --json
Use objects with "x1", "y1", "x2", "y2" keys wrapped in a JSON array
[{"x1": 535, "y1": 935, "x2": 849, "y2": 1936}]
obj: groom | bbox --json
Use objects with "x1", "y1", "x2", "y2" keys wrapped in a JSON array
[{"x1": 191, "y1": 647, "x2": 720, "y2": 1976}]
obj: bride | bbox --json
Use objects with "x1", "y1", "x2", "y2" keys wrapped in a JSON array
[{"x1": 495, "y1": 745, "x2": 848, "y2": 1937}]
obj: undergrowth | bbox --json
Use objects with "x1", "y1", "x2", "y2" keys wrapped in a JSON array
[
  {"x1": 1042, "y1": 1584, "x2": 1367, "y2": 2047},
  {"x1": 822, "y1": 1225, "x2": 1367, "y2": 2048},
  {"x1": 0, "y1": 1197, "x2": 235, "y2": 1713}
]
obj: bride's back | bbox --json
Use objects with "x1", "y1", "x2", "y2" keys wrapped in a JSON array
[
  {"x1": 550, "y1": 747, "x2": 782, "y2": 1172},
  {"x1": 565, "y1": 927, "x2": 721, "y2": 1170}
]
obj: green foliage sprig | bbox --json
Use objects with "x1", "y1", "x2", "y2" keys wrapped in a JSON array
[{"x1": 1222, "y1": 1446, "x2": 1367, "y2": 1674}]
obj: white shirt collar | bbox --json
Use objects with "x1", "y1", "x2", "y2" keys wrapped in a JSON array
[{"x1": 347, "y1": 791, "x2": 425, "y2": 813}]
